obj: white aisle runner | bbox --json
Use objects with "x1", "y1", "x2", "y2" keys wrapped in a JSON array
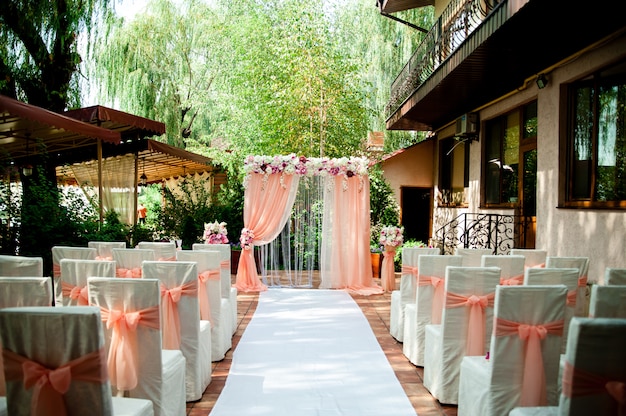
[{"x1": 210, "y1": 288, "x2": 417, "y2": 416}]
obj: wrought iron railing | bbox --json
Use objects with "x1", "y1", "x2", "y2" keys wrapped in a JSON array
[
  {"x1": 432, "y1": 212, "x2": 535, "y2": 255},
  {"x1": 385, "y1": 0, "x2": 503, "y2": 118}
]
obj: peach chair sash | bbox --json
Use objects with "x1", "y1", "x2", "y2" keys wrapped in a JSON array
[
  {"x1": 100, "y1": 305, "x2": 160, "y2": 391},
  {"x1": 419, "y1": 275, "x2": 445, "y2": 324},
  {"x1": 116, "y1": 267, "x2": 142, "y2": 278},
  {"x1": 53, "y1": 264, "x2": 61, "y2": 278},
  {"x1": 60, "y1": 281, "x2": 89, "y2": 305},
  {"x1": 524, "y1": 263, "x2": 545, "y2": 270},
  {"x1": 157, "y1": 256, "x2": 177, "y2": 262},
  {"x1": 198, "y1": 269, "x2": 220, "y2": 322},
  {"x1": 500, "y1": 274, "x2": 524, "y2": 286},
  {"x1": 562, "y1": 360, "x2": 626, "y2": 409},
  {"x1": 494, "y1": 317, "x2": 564, "y2": 407},
  {"x1": 95, "y1": 256, "x2": 113, "y2": 261},
  {"x1": 381, "y1": 247, "x2": 397, "y2": 292},
  {"x1": 566, "y1": 289, "x2": 577, "y2": 306},
  {"x1": 220, "y1": 260, "x2": 229, "y2": 270},
  {"x1": 401, "y1": 265, "x2": 418, "y2": 277},
  {"x1": 160, "y1": 281, "x2": 198, "y2": 349},
  {"x1": 578, "y1": 275, "x2": 588, "y2": 287},
  {"x1": 446, "y1": 291, "x2": 495, "y2": 356},
  {"x1": 2, "y1": 346, "x2": 107, "y2": 416}
]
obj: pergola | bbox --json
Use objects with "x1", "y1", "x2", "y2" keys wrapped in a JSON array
[{"x1": 0, "y1": 95, "x2": 219, "y2": 225}]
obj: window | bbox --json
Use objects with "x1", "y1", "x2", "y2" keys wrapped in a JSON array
[
  {"x1": 439, "y1": 137, "x2": 468, "y2": 206},
  {"x1": 565, "y1": 60, "x2": 626, "y2": 208}
]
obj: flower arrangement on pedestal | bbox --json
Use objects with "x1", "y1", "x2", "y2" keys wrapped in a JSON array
[
  {"x1": 239, "y1": 228, "x2": 255, "y2": 250},
  {"x1": 379, "y1": 225, "x2": 404, "y2": 248},
  {"x1": 203, "y1": 221, "x2": 229, "y2": 244}
]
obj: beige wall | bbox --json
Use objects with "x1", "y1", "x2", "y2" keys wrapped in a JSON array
[{"x1": 380, "y1": 139, "x2": 435, "y2": 204}]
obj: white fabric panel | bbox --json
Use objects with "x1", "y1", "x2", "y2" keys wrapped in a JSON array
[
  {"x1": 88, "y1": 241, "x2": 126, "y2": 260},
  {"x1": 0, "y1": 277, "x2": 52, "y2": 307},
  {"x1": 546, "y1": 257, "x2": 590, "y2": 317},
  {"x1": 605, "y1": 267, "x2": 626, "y2": 285},
  {"x1": 137, "y1": 242, "x2": 177, "y2": 261},
  {"x1": 176, "y1": 250, "x2": 231, "y2": 361},
  {"x1": 524, "y1": 267, "x2": 580, "y2": 353},
  {"x1": 481, "y1": 255, "x2": 525, "y2": 281},
  {"x1": 402, "y1": 255, "x2": 462, "y2": 366},
  {"x1": 0, "y1": 397, "x2": 5, "y2": 416},
  {"x1": 589, "y1": 285, "x2": 626, "y2": 318},
  {"x1": 457, "y1": 285, "x2": 568, "y2": 416},
  {"x1": 141, "y1": 261, "x2": 211, "y2": 401},
  {"x1": 510, "y1": 249, "x2": 548, "y2": 268},
  {"x1": 389, "y1": 247, "x2": 440, "y2": 341},
  {"x1": 57, "y1": 259, "x2": 116, "y2": 306},
  {"x1": 0, "y1": 306, "x2": 153, "y2": 416},
  {"x1": 112, "y1": 248, "x2": 155, "y2": 277},
  {"x1": 51, "y1": 246, "x2": 97, "y2": 266},
  {"x1": 455, "y1": 248, "x2": 492, "y2": 267},
  {"x1": 0, "y1": 255, "x2": 43, "y2": 277},
  {"x1": 87, "y1": 277, "x2": 186, "y2": 416},
  {"x1": 423, "y1": 266, "x2": 501, "y2": 405}
]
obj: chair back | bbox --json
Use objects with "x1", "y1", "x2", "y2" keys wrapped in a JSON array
[
  {"x1": 524, "y1": 267, "x2": 580, "y2": 353},
  {"x1": 481, "y1": 255, "x2": 525, "y2": 285},
  {"x1": 88, "y1": 241, "x2": 126, "y2": 260},
  {"x1": 57, "y1": 259, "x2": 115, "y2": 306},
  {"x1": 0, "y1": 255, "x2": 43, "y2": 277},
  {"x1": 510, "y1": 249, "x2": 547, "y2": 269},
  {"x1": 87, "y1": 277, "x2": 166, "y2": 407},
  {"x1": 589, "y1": 285, "x2": 626, "y2": 318},
  {"x1": 192, "y1": 243, "x2": 231, "y2": 298},
  {"x1": 399, "y1": 247, "x2": 440, "y2": 305},
  {"x1": 455, "y1": 248, "x2": 492, "y2": 267},
  {"x1": 417, "y1": 255, "x2": 463, "y2": 326},
  {"x1": 0, "y1": 306, "x2": 113, "y2": 415},
  {"x1": 112, "y1": 248, "x2": 155, "y2": 278},
  {"x1": 546, "y1": 256, "x2": 590, "y2": 316},
  {"x1": 490, "y1": 285, "x2": 567, "y2": 410},
  {"x1": 559, "y1": 317, "x2": 626, "y2": 415},
  {"x1": 51, "y1": 246, "x2": 97, "y2": 278},
  {"x1": 176, "y1": 250, "x2": 222, "y2": 324},
  {"x1": 137, "y1": 242, "x2": 177, "y2": 261},
  {"x1": 605, "y1": 267, "x2": 626, "y2": 285}
]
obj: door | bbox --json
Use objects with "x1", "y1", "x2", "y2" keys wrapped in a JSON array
[{"x1": 401, "y1": 187, "x2": 432, "y2": 244}]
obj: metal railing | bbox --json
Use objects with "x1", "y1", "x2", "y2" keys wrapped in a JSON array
[{"x1": 432, "y1": 212, "x2": 535, "y2": 255}]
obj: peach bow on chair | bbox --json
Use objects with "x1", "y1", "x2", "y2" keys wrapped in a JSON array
[
  {"x1": 160, "y1": 281, "x2": 198, "y2": 349},
  {"x1": 2, "y1": 347, "x2": 107, "y2": 416},
  {"x1": 198, "y1": 268, "x2": 220, "y2": 323},
  {"x1": 100, "y1": 305, "x2": 160, "y2": 391},
  {"x1": 401, "y1": 265, "x2": 418, "y2": 277},
  {"x1": 494, "y1": 317, "x2": 564, "y2": 407},
  {"x1": 116, "y1": 267, "x2": 142, "y2": 278},
  {"x1": 95, "y1": 256, "x2": 113, "y2": 261},
  {"x1": 446, "y1": 291, "x2": 495, "y2": 356},
  {"x1": 60, "y1": 281, "x2": 89, "y2": 305},
  {"x1": 53, "y1": 263, "x2": 61, "y2": 278},
  {"x1": 419, "y1": 275, "x2": 445, "y2": 324},
  {"x1": 500, "y1": 274, "x2": 524, "y2": 286}
]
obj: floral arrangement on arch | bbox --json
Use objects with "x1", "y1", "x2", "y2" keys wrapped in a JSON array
[
  {"x1": 203, "y1": 221, "x2": 229, "y2": 244},
  {"x1": 239, "y1": 228, "x2": 255, "y2": 250},
  {"x1": 379, "y1": 225, "x2": 404, "y2": 248}
]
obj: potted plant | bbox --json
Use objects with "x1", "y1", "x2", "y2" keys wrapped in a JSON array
[{"x1": 370, "y1": 244, "x2": 383, "y2": 278}]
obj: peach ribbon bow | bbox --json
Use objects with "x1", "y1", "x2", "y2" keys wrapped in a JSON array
[
  {"x1": 116, "y1": 267, "x2": 142, "y2": 278},
  {"x1": 500, "y1": 274, "x2": 524, "y2": 286},
  {"x1": 220, "y1": 260, "x2": 230, "y2": 270},
  {"x1": 198, "y1": 268, "x2": 220, "y2": 323},
  {"x1": 161, "y1": 281, "x2": 198, "y2": 349},
  {"x1": 2, "y1": 346, "x2": 107, "y2": 416},
  {"x1": 53, "y1": 264, "x2": 61, "y2": 278},
  {"x1": 566, "y1": 289, "x2": 577, "y2": 307},
  {"x1": 60, "y1": 281, "x2": 89, "y2": 305},
  {"x1": 401, "y1": 265, "x2": 418, "y2": 277},
  {"x1": 494, "y1": 317, "x2": 564, "y2": 407},
  {"x1": 446, "y1": 291, "x2": 495, "y2": 356},
  {"x1": 418, "y1": 275, "x2": 445, "y2": 324},
  {"x1": 578, "y1": 275, "x2": 588, "y2": 287},
  {"x1": 562, "y1": 361, "x2": 626, "y2": 414},
  {"x1": 100, "y1": 305, "x2": 160, "y2": 391}
]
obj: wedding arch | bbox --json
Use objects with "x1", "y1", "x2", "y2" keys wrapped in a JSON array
[{"x1": 234, "y1": 154, "x2": 383, "y2": 296}]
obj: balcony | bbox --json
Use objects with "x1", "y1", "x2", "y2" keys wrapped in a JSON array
[{"x1": 385, "y1": 0, "x2": 626, "y2": 131}]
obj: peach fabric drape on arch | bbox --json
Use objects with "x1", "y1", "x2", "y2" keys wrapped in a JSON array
[
  {"x1": 320, "y1": 175, "x2": 383, "y2": 295},
  {"x1": 235, "y1": 173, "x2": 300, "y2": 292}
]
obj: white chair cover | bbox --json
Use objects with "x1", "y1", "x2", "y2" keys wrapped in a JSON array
[
  {"x1": 141, "y1": 261, "x2": 211, "y2": 401},
  {"x1": 423, "y1": 266, "x2": 501, "y2": 404},
  {"x1": 176, "y1": 250, "x2": 231, "y2": 361},
  {"x1": 589, "y1": 285, "x2": 626, "y2": 318},
  {"x1": 511, "y1": 249, "x2": 548, "y2": 269},
  {"x1": 87, "y1": 277, "x2": 186, "y2": 416},
  {"x1": 112, "y1": 248, "x2": 155, "y2": 278},
  {"x1": 455, "y1": 248, "x2": 492, "y2": 267},
  {"x1": 0, "y1": 306, "x2": 154, "y2": 416},
  {"x1": 481, "y1": 254, "x2": 526, "y2": 286},
  {"x1": 605, "y1": 267, "x2": 626, "y2": 285},
  {"x1": 458, "y1": 285, "x2": 568, "y2": 416},
  {"x1": 56, "y1": 259, "x2": 116, "y2": 306},
  {"x1": 510, "y1": 318, "x2": 626, "y2": 416},
  {"x1": 137, "y1": 242, "x2": 177, "y2": 261},
  {"x1": 390, "y1": 247, "x2": 440, "y2": 341},
  {"x1": 524, "y1": 267, "x2": 580, "y2": 353},
  {"x1": 402, "y1": 254, "x2": 462, "y2": 366},
  {"x1": 0, "y1": 255, "x2": 43, "y2": 277},
  {"x1": 546, "y1": 256, "x2": 590, "y2": 317},
  {"x1": 51, "y1": 246, "x2": 97, "y2": 278},
  {"x1": 88, "y1": 241, "x2": 126, "y2": 260},
  {"x1": 192, "y1": 243, "x2": 237, "y2": 335}
]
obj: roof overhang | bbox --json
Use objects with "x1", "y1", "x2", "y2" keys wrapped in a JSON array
[{"x1": 377, "y1": 0, "x2": 434, "y2": 14}]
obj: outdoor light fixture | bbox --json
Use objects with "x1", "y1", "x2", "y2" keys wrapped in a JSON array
[
  {"x1": 22, "y1": 164, "x2": 33, "y2": 177},
  {"x1": 536, "y1": 73, "x2": 548, "y2": 89},
  {"x1": 140, "y1": 172, "x2": 148, "y2": 186}
]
